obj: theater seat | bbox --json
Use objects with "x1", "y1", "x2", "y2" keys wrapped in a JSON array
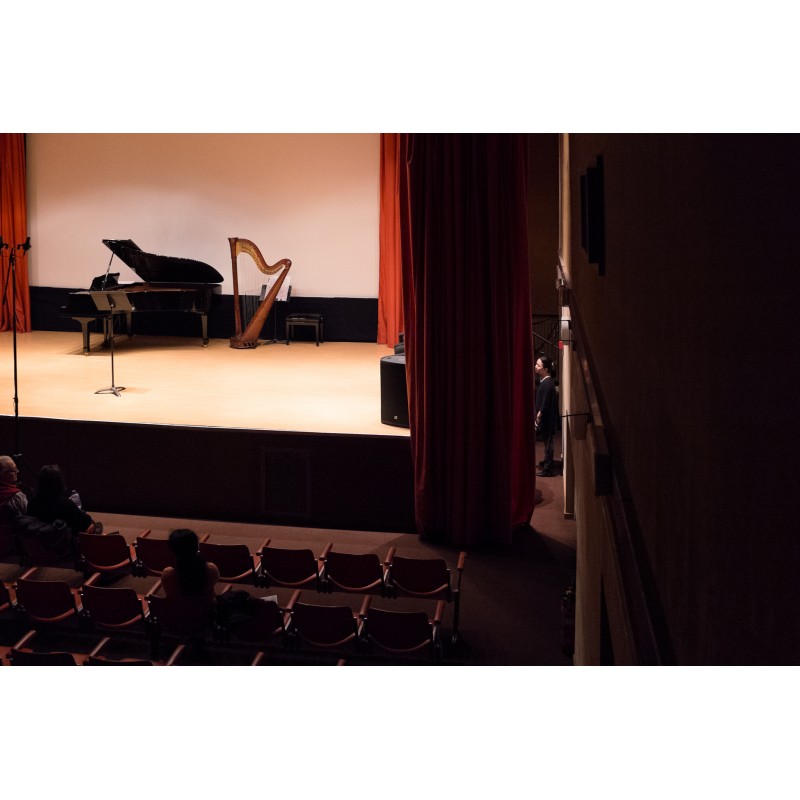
[
  {"x1": 319, "y1": 546, "x2": 392, "y2": 596},
  {"x1": 285, "y1": 590, "x2": 363, "y2": 652},
  {"x1": 360, "y1": 597, "x2": 444, "y2": 660},
  {"x1": 385, "y1": 550, "x2": 466, "y2": 643},
  {"x1": 257, "y1": 540, "x2": 329, "y2": 590},
  {"x1": 7, "y1": 629, "x2": 84, "y2": 665},
  {"x1": 13, "y1": 567, "x2": 83, "y2": 628},
  {"x1": 77, "y1": 531, "x2": 134, "y2": 578},
  {"x1": 199, "y1": 537, "x2": 267, "y2": 585}
]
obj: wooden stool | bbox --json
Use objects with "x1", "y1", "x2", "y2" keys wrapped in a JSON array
[{"x1": 286, "y1": 313, "x2": 323, "y2": 345}]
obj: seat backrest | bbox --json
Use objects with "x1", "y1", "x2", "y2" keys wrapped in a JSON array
[
  {"x1": 291, "y1": 599, "x2": 358, "y2": 648},
  {"x1": 0, "y1": 580, "x2": 12, "y2": 611},
  {"x1": 260, "y1": 546, "x2": 319, "y2": 587},
  {"x1": 9, "y1": 648, "x2": 79, "y2": 665},
  {"x1": 231, "y1": 598, "x2": 286, "y2": 644},
  {"x1": 13, "y1": 515, "x2": 76, "y2": 565},
  {"x1": 389, "y1": 556, "x2": 450, "y2": 597},
  {"x1": 146, "y1": 594, "x2": 213, "y2": 637},
  {"x1": 80, "y1": 582, "x2": 146, "y2": 628},
  {"x1": 0, "y1": 502, "x2": 18, "y2": 558},
  {"x1": 0, "y1": 522, "x2": 15, "y2": 558},
  {"x1": 15, "y1": 577, "x2": 78, "y2": 622},
  {"x1": 324, "y1": 550, "x2": 383, "y2": 593},
  {"x1": 198, "y1": 541, "x2": 255, "y2": 582},
  {"x1": 78, "y1": 532, "x2": 133, "y2": 572},
  {"x1": 364, "y1": 606, "x2": 434, "y2": 654},
  {"x1": 86, "y1": 656, "x2": 155, "y2": 666},
  {"x1": 134, "y1": 535, "x2": 175, "y2": 575}
]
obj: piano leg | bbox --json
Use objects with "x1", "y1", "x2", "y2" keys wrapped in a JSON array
[
  {"x1": 101, "y1": 311, "x2": 133, "y2": 348},
  {"x1": 71, "y1": 317, "x2": 95, "y2": 355},
  {"x1": 200, "y1": 313, "x2": 209, "y2": 346}
]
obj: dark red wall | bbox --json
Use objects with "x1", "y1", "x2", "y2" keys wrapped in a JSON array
[{"x1": 569, "y1": 134, "x2": 799, "y2": 664}]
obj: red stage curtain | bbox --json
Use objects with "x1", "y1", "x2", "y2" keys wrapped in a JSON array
[
  {"x1": 377, "y1": 133, "x2": 403, "y2": 347},
  {"x1": 399, "y1": 134, "x2": 537, "y2": 548},
  {"x1": 0, "y1": 133, "x2": 31, "y2": 332}
]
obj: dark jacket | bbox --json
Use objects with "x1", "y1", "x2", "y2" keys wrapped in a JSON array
[
  {"x1": 27, "y1": 494, "x2": 93, "y2": 535},
  {"x1": 535, "y1": 377, "x2": 559, "y2": 436}
]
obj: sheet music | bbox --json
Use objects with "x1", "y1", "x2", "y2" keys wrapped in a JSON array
[{"x1": 261, "y1": 273, "x2": 292, "y2": 303}]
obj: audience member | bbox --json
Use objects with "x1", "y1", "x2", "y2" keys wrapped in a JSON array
[
  {"x1": 27, "y1": 464, "x2": 95, "y2": 535},
  {"x1": 534, "y1": 356, "x2": 559, "y2": 477},
  {"x1": 161, "y1": 528, "x2": 220, "y2": 603},
  {"x1": 0, "y1": 455, "x2": 27, "y2": 517}
]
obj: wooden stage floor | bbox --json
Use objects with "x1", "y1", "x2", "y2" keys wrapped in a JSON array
[{"x1": 0, "y1": 330, "x2": 408, "y2": 438}]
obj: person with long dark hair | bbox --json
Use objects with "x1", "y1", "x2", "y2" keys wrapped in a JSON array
[
  {"x1": 534, "y1": 356, "x2": 559, "y2": 477},
  {"x1": 161, "y1": 528, "x2": 220, "y2": 602},
  {"x1": 27, "y1": 464, "x2": 95, "y2": 534}
]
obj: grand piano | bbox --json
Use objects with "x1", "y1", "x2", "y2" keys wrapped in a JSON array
[{"x1": 62, "y1": 239, "x2": 224, "y2": 354}]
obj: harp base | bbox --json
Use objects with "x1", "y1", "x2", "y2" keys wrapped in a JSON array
[{"x1": 230, "y1": 336, "x2": 259, "y2": 349}]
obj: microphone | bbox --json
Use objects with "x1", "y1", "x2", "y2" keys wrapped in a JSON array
[{"x1": 16, "y1": 237, "x2": 31, "y2": 252}]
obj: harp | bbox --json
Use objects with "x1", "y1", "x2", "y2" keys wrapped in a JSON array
[{"x1": 229, "y1": 237, "x2": 292, "y2": 349}]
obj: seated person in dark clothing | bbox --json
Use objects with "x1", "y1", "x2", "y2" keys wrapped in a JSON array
[
  {"x1": 27, "y1": 464, "x2": 96, "y2": 535},
  {"x1": 161, "y1": 528, "x2": 220, "y2": 603},
  {"x1": 0, "y1": 455, "x2": 27, "y2": 518}
]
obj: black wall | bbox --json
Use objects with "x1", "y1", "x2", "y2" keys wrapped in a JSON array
[
  {"x1": 34, "y1": 287, "x2": 379, "y2": 344},
  {"x1": 3, "y1": 416, "x2": 415, "y2": 533}
]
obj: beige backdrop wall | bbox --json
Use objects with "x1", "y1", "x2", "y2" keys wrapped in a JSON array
[{"x1": 26, "y1": 133, "x2": 380, "y2": 298}]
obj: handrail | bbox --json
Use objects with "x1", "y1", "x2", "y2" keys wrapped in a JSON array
[{"x1": 565, "y1": 276, "x2": 670, "y2": 664}]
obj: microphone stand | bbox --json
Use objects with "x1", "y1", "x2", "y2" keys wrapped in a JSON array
[{"x1": 0, "y1": 236, "x2": 31, "y2": 468}]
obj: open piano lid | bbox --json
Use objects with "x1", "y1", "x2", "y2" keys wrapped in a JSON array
[{"x1": 102, "y1": 239, "x2": 224, "y2": 284}]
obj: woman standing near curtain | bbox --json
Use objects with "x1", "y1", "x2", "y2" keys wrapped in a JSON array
[{"x1": 534, "y1": 356, "x2": 559, "y2": 477}]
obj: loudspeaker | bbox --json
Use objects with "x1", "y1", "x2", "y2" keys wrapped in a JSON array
[{"x1": 380, "y1": 354, "x2": 409, "y2": 428}]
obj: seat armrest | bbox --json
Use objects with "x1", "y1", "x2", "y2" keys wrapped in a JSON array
[
  {"x1": 256, "y1": 538, "x2": 272, "y2": 556},
  {"x1": 146, "y1": 579, "x2": 164, "y2": 597},
  {"x1": 83, "y1": 572, "x2": 103, "y2": 587},
  {"x1": 89, "y1": 636, "x2": 112, "y2": 658},
  {"x1": 319, "y1": 542, "x2": 333, "y2": 560},
  {"x1": 256, "y1": 537, "x2": 271, "y2": 554},
  {"x1": 18, "y1": 567, "x2": 39, "y2": 581},
  {"x1": 285, "y1": 589, "x2": 301, "y2": 611},
  {"x1": 454, "y1": 552, "x2": 466, "y2": 593},
  {"x1": 165, "y1": 644, "x2": 187, "y2": 665},
  {"x1": 358, "y1": 595, "x2": 371, "y2": 618},
  {"x1": 12, "y1": 629, "x2": 38, "y2": 650}
]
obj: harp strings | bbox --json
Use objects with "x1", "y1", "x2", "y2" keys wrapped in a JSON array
[
  {"x1": 233, "y1": 238, "x2": 268, "y2": 334},
  {"x1": 239, "y1": 260, "x2": 264, "y2": 332}
]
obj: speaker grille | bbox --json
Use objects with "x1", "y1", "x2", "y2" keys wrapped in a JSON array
[{"x1": 380, "y1": 355, "x2": 409, "y2": 428}]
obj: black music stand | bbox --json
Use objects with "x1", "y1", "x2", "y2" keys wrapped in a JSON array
[
  {"x1": 91, "y1": 290, "x2": 132, "y2": 397},
  {"x1": 261, "y1": 276, "x2": 292, "y2": 344}
]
